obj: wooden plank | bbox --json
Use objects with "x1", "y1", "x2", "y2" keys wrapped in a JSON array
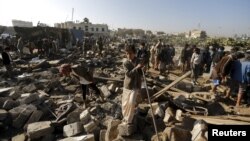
[
  {"x1": 50, "y1": 95, "x2": 68, "y2": 99},
  {"x1": 168, "y1": 74, "x2": 191, "y2": 84},
  {"x1": 190, "y1": 115, "x2": 250, "y2": 125},
  {"x1": 93, "y1": 75, "x2": 123, "y2": 82},
  {"x1": 151, "y1": 71, "x2": 191, "y2": 101},
  {"x1": 0, "y1": 87, "x2": 14, "y2": 93}
]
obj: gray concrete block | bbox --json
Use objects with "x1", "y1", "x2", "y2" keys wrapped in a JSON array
[
  {"x1": 3, "y1": 99, "x2": 19, "y2": 110},
  {"x1": 12, "y1": 105, "x2": 37, "y2": 129},
  {"x1": 175, "y1": 109, "x2": 183, "y2": 121},
  {"x1": 0, "y1": 109, "x2": 8, "y2": 120},
  {"x1": 105, "y1": 119, "x2": 121, "y2": 141},
  {"x1": 191, "y1": 120, "x2": 207, "y2": 141},
  {"x1": 24, "y1": 110, "x2": 43, "y2": 130},
  {"x1": 99, "y1": 130, "x2": 106, "y2": 141},
  {"x1": 22, "y1": 84, "x2": 37, "y2": 93},
  {"x1": 118, "y1": 123, "x2": 135, "y2": 136},
  {"x1": 9, "y1": 91, "x2": 20, "y2": 100},
  {"x1": 108, "y1": 83, "x2": 117, "y2": 92},
  {"x1": 63, "y1": 122, "x2": 83, "y2": 137},
  {"x1": 80, "y1": 109, "x2": 91, "y2": 125},
  {"x1": 20, "y1": 93, "x2": 39, "y2": 104},
  {"x1": 84, "y1": 120, "x2": 97, "y2": 133},
  {"x1": 67, "y1": 111, "x2": 81, "y2": 124},
  {"x1": 100, "y1": 85, "x2": 111, "y2": 98},
  {"x1": 164, "y1": 126, "x2": 192, "y2": 141},
  {"x1": 27, "y1": 121, "x2": 54, "y2": 139},
  {"x1": 163, "y1": 107, "x2": 175, "y2": 124}
]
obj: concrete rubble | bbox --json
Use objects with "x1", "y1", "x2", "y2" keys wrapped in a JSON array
[
  {"x1": 1, "y1": 37, "x2": 250, "y2": 141},
  {"x1": 27, "y1": 121, "x2": 54, "y2": 139},
  {"x1": 63, "y1": 122, "x2": 83, "y2": 137}
]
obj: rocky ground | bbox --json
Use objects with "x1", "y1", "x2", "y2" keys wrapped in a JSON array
[{"x1": 0, "y1": 44, "x2": 250, "y2": 141}]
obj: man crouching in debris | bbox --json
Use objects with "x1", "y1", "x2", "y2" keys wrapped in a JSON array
[
  {"x1": 122, "y1": 44, "x2": 143, "y2": 124},
  {"x1": 59, "y1": 63, "x2": 104, "y2": 108}
]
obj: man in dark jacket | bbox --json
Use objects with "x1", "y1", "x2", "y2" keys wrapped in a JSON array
[
  {"x1": 210, "y1": 52, "x2": 241, "y2": 94},
  {"x1": 122, "y1": 44, "x2": 143, "y2": 124},
  {"x1": 137, "y1": 42, "x2": 149, "y2": 69}
]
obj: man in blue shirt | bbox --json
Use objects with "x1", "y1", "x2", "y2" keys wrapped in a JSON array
[{"x1": 230, "y1": 51, "x2": 250, "y2": 106}]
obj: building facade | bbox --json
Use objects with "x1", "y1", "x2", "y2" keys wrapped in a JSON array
[
  {"x1": 12, "y1": 19, "x2": 33, "y2": 27},
  {"x1": 54, "y1": 20, "x2": 109, "y2": 36},
  {"x1": 185, "y1": 29, "x2": 207, "y2": 38}
]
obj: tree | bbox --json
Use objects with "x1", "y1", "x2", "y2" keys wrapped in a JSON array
[
  {"x1": 226, "y1": 38, "x2": 235, "y2": 46},
  {"x1": 146, "y1": 30, "x2": 153, "y2": 35},
  {"x1": 200, "y1": 31, "x2": 207, "y2": 39},
  {"x1": 83, "y1": 17, "x2": 89, "y2": 23},
  {"x1": 156, "y1": 31, "x2": 165, "y2": 35}
]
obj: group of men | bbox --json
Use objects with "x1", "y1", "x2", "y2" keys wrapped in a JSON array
[
  {"x1": 210, "y1": 48, "x2": 250, "y2": 107},
  {"x1": 123, "y1": 41, "x2": 250, "y2": 126},
  {"x1": 150, "y1": 39, "x2": 175, "y2": 74},
  {"x1": 180, "y1": 43, "x2": 250, "y2": 107}
]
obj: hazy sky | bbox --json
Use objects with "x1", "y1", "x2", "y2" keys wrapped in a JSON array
[{"x1": 0, "y1": 0, "x2": 250, "y2": 37}]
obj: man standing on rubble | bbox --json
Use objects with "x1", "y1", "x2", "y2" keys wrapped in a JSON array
[
  {"x1": 230, "y1": 50, "x2": 250, "y2": 106},
  {"x1": 17, "y1": 36, "x2": 23, "y2": 58},
  {"x1": 97, "y1": 36, "x2": 103, "y2": 55},
  {"x1": 59, "y1": 63, "x2": 104, "y2": 108},
  {"x1": 180, "y1": 44, "x2": 189, "y2": 73},
  {"x1": 210, "y1": 51, "x2": 241, "y2": 95},
  {"x1": 169, "y1": 44, "x2": 175, "y2": 68},
  {"x1": 190, "y1": 48, "x2": 202, "y2": 85},
  {"x1": 137, "y1": 42, "x2": 149, "y2": 70},
  {"x1": 1, "y1": 47, "x2": 13, "y2": 78},
  {"x1": 154, "y1": 39, "x2": 163, "y2": 70},
  {"x1": 122, "y1": 44, "x2": 143, "y2": 124}
]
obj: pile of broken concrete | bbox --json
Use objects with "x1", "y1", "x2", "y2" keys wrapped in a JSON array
[{"x1": 1, "y1": 45, "x2": 249, "y2": 141}]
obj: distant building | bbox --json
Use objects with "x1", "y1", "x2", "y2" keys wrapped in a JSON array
[
  {"x1": 186, "y1": 29, "x2": 207, "y2": 38},
  {"x1": 12, "y1": 19, "x2": 33, "y2": 27},
  {"x1": 156, "y1": 31, "x2": 166, "y2": 36},
  {"x1": 117, "y1": 28, "x2": 145, "y2": 37},
  {"x1": 54, "y1": 19, "x2": 109, "y2": 36}
]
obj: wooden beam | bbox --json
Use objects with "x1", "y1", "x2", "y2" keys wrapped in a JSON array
[
  {"x1": 151, "y1": 71, "x2": 191, "y2": 101},
  {"x1": 145, "y1": 77, "x2": 190, "y2": 94},
  {"x1": 168, "y1": 73, "x2": 191, "y2": 84}
]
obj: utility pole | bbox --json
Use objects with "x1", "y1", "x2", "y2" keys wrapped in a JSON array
[{"x1": 72, "y1": 8, "x2": 74, "y2": 22}]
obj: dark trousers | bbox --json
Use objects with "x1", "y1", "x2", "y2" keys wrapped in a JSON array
[
  {"x1": 81, "y1": 83, "x2": 100, "y2": 100},
  {"x1": 192, "y1": 64, "x2": 200, "y2": 81}
]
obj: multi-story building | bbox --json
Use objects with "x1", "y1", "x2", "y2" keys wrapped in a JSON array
[
  {"x1": 54, "y1": 19, "x2": 109, "y2": 36},
  {"x1": 12, "y1": 19, "x2": 33, "y2": 27},
  {"x1": 186, "y1": 29, "x2": 207, "y2": 38}
]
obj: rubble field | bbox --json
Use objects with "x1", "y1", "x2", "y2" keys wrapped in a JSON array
[{"x1": 1, "y1": 44, "x2": 250, "y2": 141}]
